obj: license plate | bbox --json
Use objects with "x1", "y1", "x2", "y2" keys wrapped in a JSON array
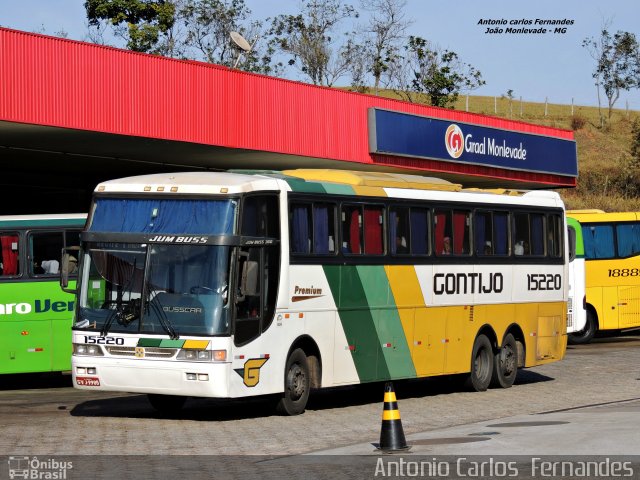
[{"x1": 76, "y1": 377, "x2": 100, "y2": 386}]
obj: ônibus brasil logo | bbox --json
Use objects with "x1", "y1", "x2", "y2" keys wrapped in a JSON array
[{"x1": 445, "y1": 124, "x2": 464, "y2": 159}]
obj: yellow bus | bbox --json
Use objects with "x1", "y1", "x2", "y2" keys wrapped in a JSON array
[{"x1": 566, "y1": 210, "x2": 640, "y2": 343}]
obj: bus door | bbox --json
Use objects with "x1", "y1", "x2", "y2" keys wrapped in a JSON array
[
  {"x1": 231, "y1": 195, "x2": 280, "y2": 395},
  {"x1": 614, "y1": 223, "x2": 640, "y2": 329}
]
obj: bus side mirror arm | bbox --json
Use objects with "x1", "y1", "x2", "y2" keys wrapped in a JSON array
[{"x1": 60, "y1": 246, "x2": 80, "y2": 294}]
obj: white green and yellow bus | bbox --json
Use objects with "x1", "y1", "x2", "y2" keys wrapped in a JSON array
[
  {"x1": 566, "y1": 210, "x2": 640, "y2": 343},
  {"x1": 566, "y1": 216, "x2": 587, "y2": 339},
  {"x1": 0, "y1": 214, "x2": 86, "y2": 374},
  {"x1": 66, "y1": 170, "x2": 568, "y2": 414}
]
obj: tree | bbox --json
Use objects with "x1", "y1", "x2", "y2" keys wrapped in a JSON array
[
  {"x1": 85, "y1": 0, "x2": 176, "y2": 53},
  {"x1": 392, "y1": 36, "x2": 485, "y2": 108},
  {"x1": 356, "y1": 0, "x2": 411, "y2": 94},
  {"x1": 180, "y1": 0, "x2": 266, "y2": 71},
  {"x1": 268, "y1": 0, "x2": 358, "y2": 86},
  {"x1": 583, "y1": 25, "x2": 640, "y2": 121}
]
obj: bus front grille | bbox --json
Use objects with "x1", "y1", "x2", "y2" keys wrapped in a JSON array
[{"x1": 106, "y1": 346, "x2": 178, "y2": 358}]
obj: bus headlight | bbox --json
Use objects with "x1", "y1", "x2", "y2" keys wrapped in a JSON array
[
  {"x1": 176, "y1": 349, "x2": 226, "y2": 362},
  {"x1": 73, "y1": 343, "x2": 104, "y2": 356}
]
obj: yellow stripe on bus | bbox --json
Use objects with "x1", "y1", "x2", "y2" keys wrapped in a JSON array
[{"x1": 182, "y1": 340, "x2": 209, "y2": 349}]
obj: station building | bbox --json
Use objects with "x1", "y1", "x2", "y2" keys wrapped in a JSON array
[{"x1": 0, "y1": 27, "x2": 577, "y2": 214}]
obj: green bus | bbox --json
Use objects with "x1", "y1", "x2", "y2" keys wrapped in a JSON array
[{"x1": 0, "y1": 214, "x2": 86, "y2": 374}]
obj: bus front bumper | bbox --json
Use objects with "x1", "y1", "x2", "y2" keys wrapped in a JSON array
[{"x1": 71, "y1": 356, "x2": 232, "y2": 397}]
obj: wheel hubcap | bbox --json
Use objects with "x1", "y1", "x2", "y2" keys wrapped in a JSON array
[
  {"x1": 501, "y1": 345, "x2": 516, "y2": 377},
  {"x1": 287, "y1": 364, "x2": 306, "y2": 400}
]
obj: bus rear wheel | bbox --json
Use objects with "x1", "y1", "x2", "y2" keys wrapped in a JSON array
[
  {"x1": 490, "y1": 333, "x2": 517, "y2": 388},
  {"x1": 568, "y1": 310, "x2": 597, "y2": 345},
  {"x1": 147, "y1": 394, "x2": 187, "y2": 413},
  {"x1": 465, "y1": 334, "x2": 494, "y2": 392},
  {"x1": 276, "y1": 348, "x2": 310, "y2": 415}
]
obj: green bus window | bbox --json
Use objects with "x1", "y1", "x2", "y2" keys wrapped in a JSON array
[
  {"x1": 0, "y1": 233, "x2": 20, "y2": 276},
  {"x1": 30, "y1": 231, "x2": 64, "y2": 276}
]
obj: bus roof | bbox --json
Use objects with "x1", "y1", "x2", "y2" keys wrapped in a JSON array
[
  {"x1": 566, "y1": 210, "x2": 640, "y2": 223},
  {"x1": 0, "y1": 213, "x2": 87, "y2": 228},
  {"x1": 94, "y1": 170, "x2": 562, "y2": 206}
]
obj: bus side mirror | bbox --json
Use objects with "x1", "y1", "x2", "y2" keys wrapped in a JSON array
[
  {"x1": 60, "y1": 246, "x2": 80, "y2": 294},
  {"x1": 236, "y1": 250, "x2": 258, "y2": 302}
]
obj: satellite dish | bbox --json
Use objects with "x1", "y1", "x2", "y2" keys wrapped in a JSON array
[{"x1": 230, "y1": 31, "x2": 251, "y2": 52}]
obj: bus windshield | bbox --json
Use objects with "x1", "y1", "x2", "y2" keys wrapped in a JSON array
[{"x1": 76, "y1": 242, "x2": 231, "y2": 336}]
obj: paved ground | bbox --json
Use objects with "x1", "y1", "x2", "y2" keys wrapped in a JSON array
[{"x1": 1, "y1": 333, "x2": 639, "y2": 459}]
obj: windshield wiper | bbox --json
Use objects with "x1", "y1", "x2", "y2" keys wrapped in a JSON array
[{"x1": 101, "y1": 259, "x2": 141, "y2": 337}]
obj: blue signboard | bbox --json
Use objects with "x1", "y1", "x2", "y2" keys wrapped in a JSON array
[{"x1": 368, "y1": 108, "x2": 577, "y2": 177}]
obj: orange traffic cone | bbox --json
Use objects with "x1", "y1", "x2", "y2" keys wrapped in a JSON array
[{"x1": 377, "y1": 382, "x2": 410, "y2": 453}]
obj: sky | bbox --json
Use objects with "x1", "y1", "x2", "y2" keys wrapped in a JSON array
[{"x1": 1, "y1": 0, "x2": 639, "y2": 110}]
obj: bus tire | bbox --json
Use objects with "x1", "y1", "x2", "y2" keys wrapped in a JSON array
[
  {"x1": 490, "y1": 333, "x2": 518, "y2": 388},
  {"x1": 465, "y1": 334, "x2": 494, "y2": 392},
  {"x1": 568, "y1": 310, "x2": 597, "y2": 345},
  {"x1": 276, "y1": 348, "x2": 310, "y2": 415},
  {"x1": 147, "y1": 394, "x2": 187, "y2": 413}
]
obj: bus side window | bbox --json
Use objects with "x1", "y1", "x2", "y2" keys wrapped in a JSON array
[
  {"x1": 290, "y1": 203, "x2": 312, "y2": 254},
  {"x1": 241, "y1": 195, "x2": 280, "y2": 238},
  {"x1": 313, "y1": 203, "x2": 336, "y2": 254},
  {"x1": 341, "y1": 205, "x2": 362, "y2": 254},
  {"x1": 390, "y1": 207, "x2": 410, "y2": 255},
  {"x1": 235, "y1": 248, "x2": 262, "y2": 346},
  {"x1": 582, "y1": 224, "x2": 614, "y2": 259},
  {"x1": 616, "y1": 222, "x2": 640, "y2": 258},
  {"x1": 409, "y1": 208, "x2": 429, "y2": 255},
  {"x1": 0, "y1": 232, "x2": 20, "y2": 276},
  {"x1": 30, "y1": 231, "x2": 64, "y2": 276},
  {"x1": 548, "y1": 214, "x2": 563, "y2": 258},
  {"x1": 434, "y1": 210, "x2": 451, "y2": 256}
]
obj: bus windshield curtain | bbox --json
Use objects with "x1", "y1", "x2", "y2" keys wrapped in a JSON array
[
  {"x1": 0, "y1": 235, "x2": 19, "y2": 275},
  {"x1": 89, "y1": 199, "x2": 236, "y2": 235},
  {"x1": 291, "y1": 206, "x2": 310, "y2": 254},
  {"x1": 313, "y1": 205, "x2": 329, "y2": 254},
  {"x1": 617, "y1": 224, "x2": 640, "y2": 257},
  {"x1": 364, "y1": 208, "x2": 382, "y2": 254},
  {"x1": 583, "y1": 225, "x2": 614, "y2": 259}
]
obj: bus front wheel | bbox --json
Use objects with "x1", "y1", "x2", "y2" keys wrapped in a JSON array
[
  {"x1": 465, "y1": 334, "x2": 494, "y2": 392},
  {"x1": 276, "y1": 348, "x2": 310, "y2": 415},
  {"x1": 568, "y1": 310, "x2": 597, "y2": 345},
  {"x1": 490, "y1": 333, "x2": 517, "y2": 388}
]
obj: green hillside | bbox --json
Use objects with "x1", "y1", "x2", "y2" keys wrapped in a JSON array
[{"x1": 450, "y1": 95, "x2": 640, "y2": 212}]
